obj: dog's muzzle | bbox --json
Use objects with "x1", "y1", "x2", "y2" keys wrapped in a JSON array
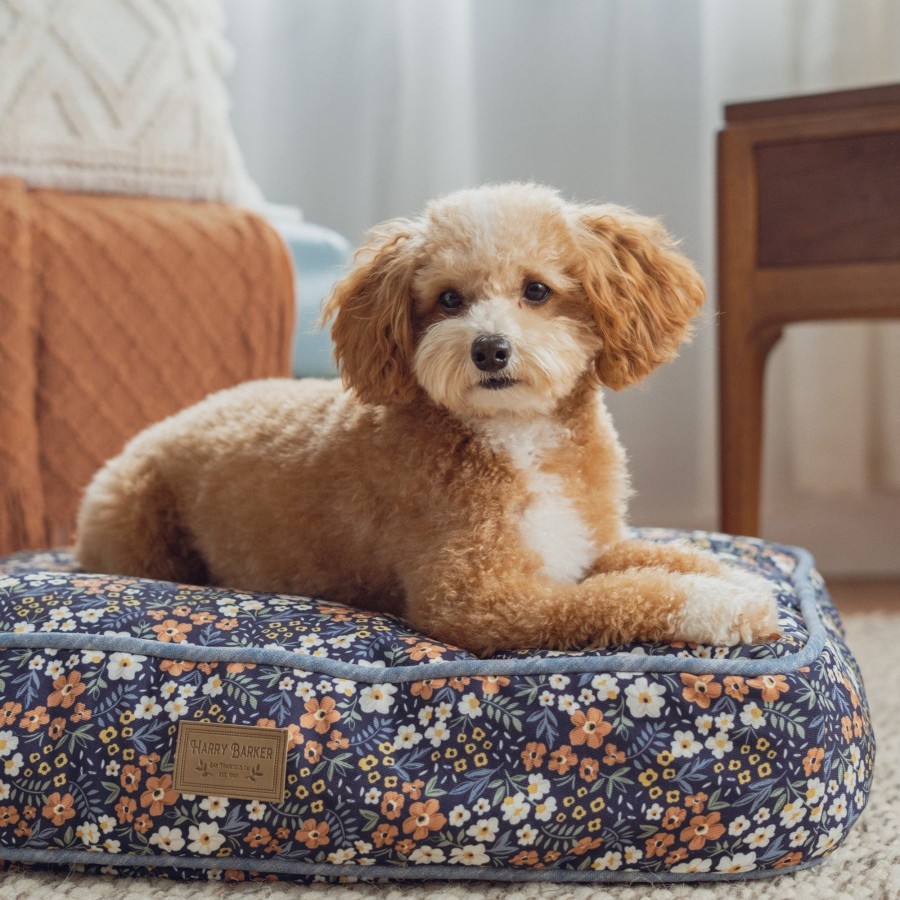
[{"x1": 471, "y1": 333, "x2": 511, "y2": 373}]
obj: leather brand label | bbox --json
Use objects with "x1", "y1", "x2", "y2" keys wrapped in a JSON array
[{"x1": 174, "y1": 722, "x2": 288, "y2": 802}]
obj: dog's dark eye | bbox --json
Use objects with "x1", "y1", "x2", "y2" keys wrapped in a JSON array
[
  {"x1": 523, "y1": 282, "x2": 551, "y2": 304},
  {"x1": 438, "y1": 289, "x2": 464, "y2": 311}
]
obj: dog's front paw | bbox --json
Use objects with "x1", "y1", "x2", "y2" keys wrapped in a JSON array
[{"x1": 671, "y1": 569, "x2": 780, "y2": 646}]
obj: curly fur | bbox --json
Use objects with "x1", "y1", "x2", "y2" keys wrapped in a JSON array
[{"x1": 76, "y1": 183, "x2": 779, "y2": 655}]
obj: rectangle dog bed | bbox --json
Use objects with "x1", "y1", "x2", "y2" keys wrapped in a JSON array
[{"x1": 0, "y1": 529, "x2": 873, "y2": 884}]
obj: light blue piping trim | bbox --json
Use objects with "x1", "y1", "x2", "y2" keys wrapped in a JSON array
[
  {"x1": 0, "y1": 845, "x2": 828, "y2": 884},
  {"x1": 0, "y1": 548, "x2": 826, "y2": 684}
]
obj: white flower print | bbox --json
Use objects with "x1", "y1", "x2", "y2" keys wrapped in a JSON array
[
  {"x1": 670, "y1": 730, "x2": 702, "y2": 759},
  {"x1": 625, "y1": 677, "x2": 666, "y2": 718},
  {"x1": 409, "y1": 847, "x2": 446, "y2": 864},
  {"x1": 465, "y1": 817, "x2": 499, "y2": 842},
  {"x1": 705, "y1": 731, "x2": 733, "y2": 760},
  {"x1": 449, "y1": 844, "x2": 490, "y2": 865},
  {"x1": 199, "y1": 796, "x2": 229, "y2": 819},
  {"x1": 359, "y1": 683, "x2": 398, "y2": 714},
  {"x1": 106, "y1": 652, "x2": 146, "y2": 681},
  {"x1": 187, "y1": 822, "x2": 225, "y2": 855}
]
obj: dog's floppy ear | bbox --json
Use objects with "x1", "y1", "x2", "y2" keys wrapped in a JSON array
[
  {"x1": 574, "y1": 205, "x2": 705, "y2": 390},
  {"x1": 322, "y1": 219, "x2": 420, "y2": 405}
]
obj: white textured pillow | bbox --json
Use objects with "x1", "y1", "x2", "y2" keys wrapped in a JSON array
[{"x1": 0, "y1": 0, "x2": 263, "y2": 205}]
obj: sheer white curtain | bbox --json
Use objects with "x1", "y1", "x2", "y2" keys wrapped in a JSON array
[{"x1": 222, "y1": 0, "x2": 900, "y2": 574}]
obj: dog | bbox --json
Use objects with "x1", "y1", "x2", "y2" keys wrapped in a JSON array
[{"x1": 75, "y1": 182, "x2": 779, "y2": 656}]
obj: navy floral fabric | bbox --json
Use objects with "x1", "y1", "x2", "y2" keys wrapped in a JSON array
[{"x1": 0, "y1": 530, "x2": 874, "y2": 884}]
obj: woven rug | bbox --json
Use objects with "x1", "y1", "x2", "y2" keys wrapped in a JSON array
[{"x1": 2, "y1": 612, "x2": 897, "y2": 899}]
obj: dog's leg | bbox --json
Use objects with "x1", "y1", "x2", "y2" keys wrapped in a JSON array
[
  {"x1": 589, "y1": 539, "x2": 724, "y2": 578},
  {"x1": 403, "y1": 556, "x2": 779, "y2": 656}
]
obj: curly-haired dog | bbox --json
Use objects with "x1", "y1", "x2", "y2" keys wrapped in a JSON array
[{"x1": 76, "y1": 183, "x2": 779, "y2": 655}]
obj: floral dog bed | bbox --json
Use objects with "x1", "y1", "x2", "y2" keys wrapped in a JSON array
[{"x1": 0, "y1": 530, "x2": 873, "y2": 885}]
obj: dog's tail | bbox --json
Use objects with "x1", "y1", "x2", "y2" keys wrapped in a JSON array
[{"x1": 75, "y1": 452, "x2": 209, "y2": 586}]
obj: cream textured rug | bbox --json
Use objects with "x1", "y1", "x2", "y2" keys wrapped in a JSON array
[{"x1": 2, "y1": 613, "x2": 898, "y2": 899}]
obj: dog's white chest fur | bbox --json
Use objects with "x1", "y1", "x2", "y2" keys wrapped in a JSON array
[{"x1": 475, "y1": 418, "x2": 598, "y2": 583}]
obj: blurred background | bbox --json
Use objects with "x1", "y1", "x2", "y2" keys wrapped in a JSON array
[
  {"x1": 222, "y1": 0, "x2": 900, "y2": 577},
  {"x1": 1, "y1": 0, "x2": 897, "y2": 579}
]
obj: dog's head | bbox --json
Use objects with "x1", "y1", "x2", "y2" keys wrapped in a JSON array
[{"x1": 323, "y1": 183, "x2": 704, "y2": 416}]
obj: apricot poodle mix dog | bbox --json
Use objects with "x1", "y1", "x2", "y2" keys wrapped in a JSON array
[{"x1": 77, "y1": 183, "x2": 779, "y2": 655}]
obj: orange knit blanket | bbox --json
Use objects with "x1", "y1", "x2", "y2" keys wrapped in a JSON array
[{"x1": 0, "y1": 178, "x2": 295, "y2": 554}]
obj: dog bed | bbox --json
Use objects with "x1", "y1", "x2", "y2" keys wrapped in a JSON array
[{"x1": 0, "y1": 529, "x2": 873, "y2": 885}]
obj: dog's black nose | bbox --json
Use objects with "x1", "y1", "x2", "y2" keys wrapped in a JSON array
[{"x1": 471, "y1": 334, "x2": 511, "y2": 372}]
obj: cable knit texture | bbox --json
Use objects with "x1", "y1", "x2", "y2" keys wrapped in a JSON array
[
  {"x1": 0, "y1": 0, "x2": 262, "y2": 204},
  {"x1": 0, "y1": 178, "x2": 295, "y2": 553}
]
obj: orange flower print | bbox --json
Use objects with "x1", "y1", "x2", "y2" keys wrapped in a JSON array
[
  {"x1": 120, "y1": 765, "x2": 141, "y2": 793},
  {"x1": 140, "y1": 774, "x2": 178, "y2": 816},
  {"x1": 402, "y1": 779, "x2": 424, "y2": 799},
  {"x1": 747, "y1": 674, "x2": 789, "y2": 702},
  {"x1": 680, "y1": 812, "x2": 726, "y2": 850},
  {"x1": 402, "y1": 799, "x2": 447, "y2": 840},
  {"x1": 303, "y1": 741, "x2": 323, "y2": 764},
  {"x1": 152, "y1": 619, "x2": 192, "y2": 643},
  {"x1": 48, "y1": 718, "x2": 66, "y2": 740},
  {"x1": 70, "y1": 702, "x2": 92, "y2": 723},
  {"x1": 20, "y1": 706, "x2": 49, "y2": 733},
  {"x1": 645, "y1": 831, "x2": 675, "y2": 859},
  {"x1": 579, "y1": 757, "x2": 601, "y2": 782},
  {"x1": 410, "y1": 679, "x2": 446, "y2": 700},
  {"x1": 0, "y1": 702, "x2": 21, "y2": 726},
  {"x1": 0, "y1": 806, "x2": 20, "y2": 827},
  {"x1": 666, "y1": 847, "x2": 688, "y2": 866},
  {"x1": 134, "y1": 813, "x2": 153, "y2": 834},
  {"x1": 407, "y1": 641, "x2": 445, "y2": 661},
  {"x1": 42, "y1": 792, "x2": 76, "y2": 826},
  {"x1": 548, "y1": 745, "x2": 577, "y2": 775},
  {"x1": 603, "y1": 743, "x2": 626, "y2": 766},
  {"x1": 244, "y1": 827, "x2": 272, "y2": 848},
  {"x1": 47, "y1": 672, "x2": 86, "y2": 709},
  {"x1": 327, "y1": 730, "x2": 348, "y2": 751},
  {"x1": 139, "y1": 752, "x2": 160, "y2": 774},
  {"x1": 448, "y1": 676, "x2": 471, "y2": 692},
  {"x1": 680, "y1": 674, "x2": 722, "y2": 709},
  {"x1": 215, "y1": 618, "x2": 239, "y2": 631},
  {"x1": 774, "y1": 851, "x2": 803, "y2": 869},
  {"x1": 685, "y1": 792, "x2": 708, "y2": 813},
  {"x1": 115, "y1": 796, "x2": 136, "y2": 824},
  {"x1": 724, "y1": 676, "x2": 749, "y2": 701},
  {"x1": 803, "y1": 747, "x2": 825, "y2": 776},
  {"x1": 569, "y1": 708, "x2": 612, "y2": 749},
  {"x1": 160, "y1": 659, "x2": 196, "y2": 676},
  {"x1": 511, "y1": 849, "x2": 539, "y2": 866},
  {"x1": 395, "y1": 838, "x2": 415, "y2": 856},
  {"x1": 381, "y1": 791, "x2": 405, "y2": 820},
  {"x1": 572, "y1": 836, "x2": 603, "y2": 855},
  {"x1": 300, "y1": 696, "x2": 340, "y2": 734},
  {"x1": 295, "y1": 818, "x2": 330, "y2": 849},
  {"x1": 662, "y1": 807, "x2": 687, "y2": 830},
  {"x1": 480, "y1": 675, "x2": 511, "y2": 695},
  {"x1": 372, "y1": 823, "x2": 399, "y2": 847},
  {"x1": 841, "y1": 716, "x2": 853, "y2": 742},
  {"x1": 521, "y1": 742, "x2": 546, "y2": 771}
]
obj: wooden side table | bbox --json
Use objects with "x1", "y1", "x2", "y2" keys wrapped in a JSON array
[{"x1": 717, "y1": 83, "x2": 900, "y2": 536}]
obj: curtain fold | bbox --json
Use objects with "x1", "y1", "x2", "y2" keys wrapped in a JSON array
[{"x1": 222, "y1": 0, "x2": 900, "y2": 566}]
